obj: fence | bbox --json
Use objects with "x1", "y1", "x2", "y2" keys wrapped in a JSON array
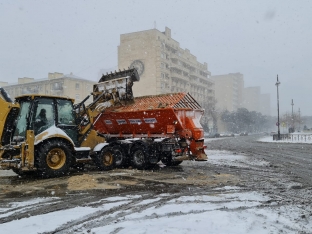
[{"x1": 273, "y1": 134, "x2": 312, "y2": 142}]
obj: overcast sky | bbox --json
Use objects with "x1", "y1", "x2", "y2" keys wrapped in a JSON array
[{"x1": 0, "y1": 0, "x2": 311, "y2": 115}]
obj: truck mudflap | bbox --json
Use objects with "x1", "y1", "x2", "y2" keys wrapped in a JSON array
[{"x1": 189, "y1": 139, "x2": 208, "y2": 161}]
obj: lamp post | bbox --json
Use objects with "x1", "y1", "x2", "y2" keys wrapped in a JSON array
[
  {"x1": 298, "y1": 108, "x2": 301, "y2": 132},
  {"x1": 275, "y1": 75, "x2": 281, "y2": 140},
  {"x1": 291, "y1": 99, "x2": 294, "y2": 132}
]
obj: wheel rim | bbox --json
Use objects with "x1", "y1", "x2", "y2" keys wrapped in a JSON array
[
  {"x1": 46, "y1": 148, "x2": 66, "y2": 169},
  {"x1": 114, "y1": 149, "x2": 123, "y2": 166},
  {"x1": 133, "y1": 150, "x2": 144, "y2": 165},
  {"x1": 103, "y1": 151, "x2": 114, "y2": 166}
]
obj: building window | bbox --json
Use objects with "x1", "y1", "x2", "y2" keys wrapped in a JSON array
[
  {"x1": 75, "y1": 94, "x2": 80, "y2": 100},
  {"x1": 86, "y1": 84, "x2": 92, "y2": 91},
  {"x1": 161, "y1": 73, "x2": 165, "y2": 79},
  {"x1": 75, "y1": 83, "x2": 80, "y2": 90}
]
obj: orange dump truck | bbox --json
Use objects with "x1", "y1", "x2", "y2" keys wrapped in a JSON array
[{"x1": 93, "y1": 92, "x2": 207, "y2": 169}]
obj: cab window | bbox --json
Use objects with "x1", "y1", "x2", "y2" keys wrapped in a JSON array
[
  {"x1": 57, "y1": 99, "x2": 75, "y2": 125},
  {"x1": 33, "y1": 98, "x2": 54, "y2": 135}
]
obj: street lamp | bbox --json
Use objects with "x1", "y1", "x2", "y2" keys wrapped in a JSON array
[
  {"x1": 275, "y1": 75, "x2": 281, "y2": 140},
  {"x1": 291, "y1": 99, "x2": 294, "y2": 132},
  {"x1": 298, "y1": 108, "x2": 301, "y2": 132}
]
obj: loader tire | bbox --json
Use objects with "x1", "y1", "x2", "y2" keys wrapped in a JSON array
[
  {"x1": 35, "y1": 139, "x2": 72, "y2": 178},
  {"x1": 12, "y1": 168, "x2": 35, "y2": 177},
  {"x1": 113, "y1": 145, "x2": 128, "y2": 168},
  {"x1": 131, "y1": 145, "x2": 149, "y2": 170},
  {"x1": 95, "y1": 147, "x2": 115, "y2": 171}
]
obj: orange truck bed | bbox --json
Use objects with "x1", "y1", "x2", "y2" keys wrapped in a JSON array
[{"x1": 94, "y1": 93, "x2": 207, "y2": 160}]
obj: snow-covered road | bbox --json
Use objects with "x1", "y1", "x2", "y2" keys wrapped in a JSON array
[{"x1": 1, "y1": 145, "x2": 311, "y2": 234}]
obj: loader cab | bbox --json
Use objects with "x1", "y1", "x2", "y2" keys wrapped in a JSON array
[{"x1": 13, "y1": 95, "x2": 78, "y2": 145}]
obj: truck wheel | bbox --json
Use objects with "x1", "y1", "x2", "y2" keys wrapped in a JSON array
[
  {"x1": 113, "y1": 146, "x2": 128, "y2": 168},
  {"x1": 95, "y1": 147, "x2": 115, "y2": 171},
  {"x1": 131, "y1": 145, "x2": 149, "y2": 170},
  {"x1": 36, "y1": 139, "x2": 72, "y2": 178}
]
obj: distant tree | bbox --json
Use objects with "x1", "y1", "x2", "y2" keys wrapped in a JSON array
[
  {"x1": 280, "y1": 112, "x2": 304, "y2": 131},
  {"x1": 201, "y1": 98, "x2": 217, "y2": 132},
  {"x1": 221, "y1": 108, "x2": 270, "y2": 133}
]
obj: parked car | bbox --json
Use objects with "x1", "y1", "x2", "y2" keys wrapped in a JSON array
[
  {"x1": 220, "y1": 132, "x2": 235, "y2": 137},
  {"x1": 206, "y1": 132, "x2": 220, "y2": 138},
  {"x1": 239, "y1": 132, "x2": 248, "y2": 136}
]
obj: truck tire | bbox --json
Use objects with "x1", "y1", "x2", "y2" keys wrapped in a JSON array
[
  {"x1": 35, "y1": 139, "x2": 72, "y2": 178},
  {"x1": 95, "y1": 147, "x2": 115, "y2": 171},
  {"x1": 113, "y1": 145, "x2": 128, "y2": 168},
  {"x1": 131, "y1": 145, "x2": 149, "y2": 170}
]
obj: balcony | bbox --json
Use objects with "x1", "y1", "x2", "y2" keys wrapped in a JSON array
[
  {"x1": 171, "y1": 73, "x2": 189, "y2": 84},
  {"x1": 21, "y1": 87, "x2": 39, "y2": 95}
]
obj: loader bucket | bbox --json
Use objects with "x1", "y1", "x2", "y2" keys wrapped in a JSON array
[
  {"x1": 91, "y1": 68, "x2": 141, "y2": 112},
  {"x1": 99, "y1": 68, "x2": 140, "y2": 83}
]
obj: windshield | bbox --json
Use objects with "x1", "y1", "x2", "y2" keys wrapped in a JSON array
[{"x1": 13, "y1": 101, "x2": 31, "y2": 139}]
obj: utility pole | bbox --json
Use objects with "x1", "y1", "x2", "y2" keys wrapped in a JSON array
[
  {"x1": 291, "y1": 99, "x2": 294, "y2": 132},
  {"x1": 275, "y1": 75, "x2": 281, "y2": 140},
  {"x1": 298, "y1": 108, "x2": 301, "y2": 132}
]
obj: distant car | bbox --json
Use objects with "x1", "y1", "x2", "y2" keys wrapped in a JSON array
[
  {"x1": 239, "y1": 132, "x2": 248, "y2": 136},
  {"x1": 206, "y1": 132, "x2": 220, "y2": 138},
  {"x1": 220, "y1": 132, "x2": 226, "y2": 137},
  {"x1": 213, "y1": 133, "x2": 220, "y2": 138},
  {"x1": 220, "y1": 132, "x2": 235, "y2": 137}
]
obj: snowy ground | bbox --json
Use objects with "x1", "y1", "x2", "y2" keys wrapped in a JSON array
[{"x1": 0, "y1": 149, "x2": 311, "y2": 234}]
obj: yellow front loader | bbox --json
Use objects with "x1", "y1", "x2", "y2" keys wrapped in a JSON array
[{"x1": 0, "y1": 68, "x2": 140, "y2": 177}]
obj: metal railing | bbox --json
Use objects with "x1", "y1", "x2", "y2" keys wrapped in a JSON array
[{"x1": 273, "y1": 134, "x2": 312, "y2": 142}]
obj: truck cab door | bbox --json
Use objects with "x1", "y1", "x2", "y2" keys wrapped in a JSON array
[
  {"x1": 31, "y1": 98, "x2": 55, "y2": 135},
  {"x1": 56, "y1": 99, "x2": 78, "y2": 146}
]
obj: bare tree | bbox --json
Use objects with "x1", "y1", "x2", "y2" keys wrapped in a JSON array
[
  {"x1": 201, "y1": 98, "x2": 217, "y2": 132},
  {"x1": 280, "y1": 112, "x2": 303, "y2": 132}
]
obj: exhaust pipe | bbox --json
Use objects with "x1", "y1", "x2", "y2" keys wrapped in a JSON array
[{"x1": 0, "y1": 87, "x2": 12, "y2": 103}]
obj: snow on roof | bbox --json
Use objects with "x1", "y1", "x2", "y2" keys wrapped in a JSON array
[{"x1": 5, "y1": 74, "x2": 94, "y2": 86}]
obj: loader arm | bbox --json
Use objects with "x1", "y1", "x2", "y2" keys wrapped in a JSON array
[
  {"x1": 0, "y1": 88, "x2": 20, "y2": 147},
  {"x1": 75, "y1": 68, "x2": 140, "y2": 147}
]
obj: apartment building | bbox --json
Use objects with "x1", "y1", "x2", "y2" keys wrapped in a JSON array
[
  {"x1": 260, "y1": 93, "x2": 271, "y2": 116},
  {"x1": 1, "y1": 72, "x2": 95, "y2": 105},
  {"x1": 118, "y1": 27, "x2": 214, "y2": 112},
  {"x1": 211, "y1": 73, "x2": 244, "y2": 112},
  {"x1": 242, "y1": 86, "x2": 261, "y2": 112}
]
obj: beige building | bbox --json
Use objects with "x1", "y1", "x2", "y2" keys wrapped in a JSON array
[
  {"x1": 1, "y1": 72, "x2": 95, "y2": 105},
  {"x1": 211, "y1": 73, "x2": 244, "y2": 112},
  {"x1": 242, "y1": 86, "x2": 261, "y2": 112},
  {"x1": 260, "y1": 93, "x2": 271, "y2": 116},
  {"x1": 118, "y1": 27, "x2": 214, "y2": 112}
]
